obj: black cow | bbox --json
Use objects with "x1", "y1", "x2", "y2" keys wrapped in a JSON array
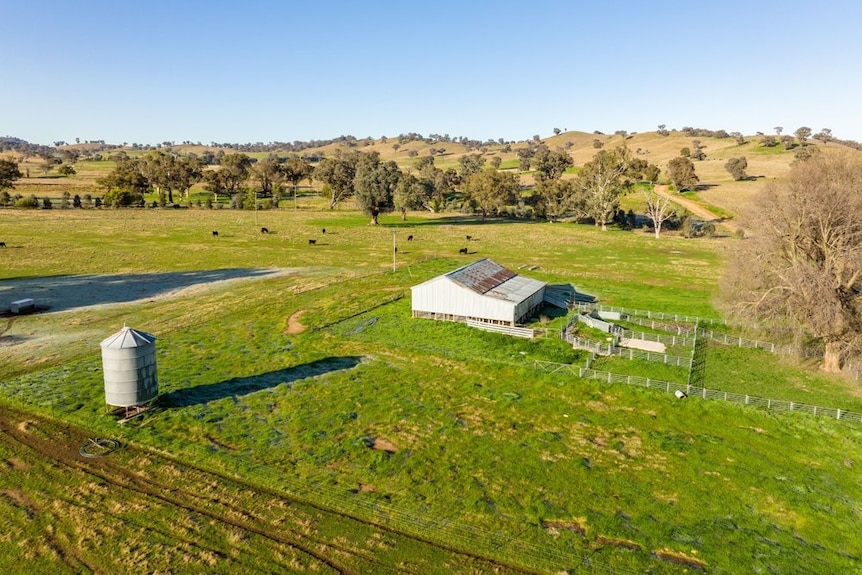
[
  {"x1": 212, "y1": 230, "x2": 219, "y2": 237},
  {"x1": 407, "y1": 234, "x2": 413, "y2": 241},
  {"x1": 459, "y1": 247, "x2": 468, "y2": 254},
  {"x1": 394, "y1": 246, "x2": 398, "y2": 253},
  {"x1": 261, "y1": 227, "x2": 269, "y2": 234},
  {"x1": 466, "y1": 235, "x2": 472, "y2": 241},
  {"x1": 321, "y1": 228, "x2": 326, "y2": 234},
  {"x1": 308, "y1": 239, "x2": 316, "y2": 245},
  {"x1": 0, "y1": 241, "x2": 6, "y2": 248}
]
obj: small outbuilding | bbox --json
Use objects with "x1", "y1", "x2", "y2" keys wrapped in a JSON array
[{"x1": 411, "y1": 258, "x2": 547, "y2": 326}]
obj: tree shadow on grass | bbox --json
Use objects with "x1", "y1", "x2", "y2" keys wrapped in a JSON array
[
  {"x1": 161, "y1": 356, "x2": 363, "y2": 408},
  {"x1": 0, "y1": 268, "x2": 287, "y2": 313}
]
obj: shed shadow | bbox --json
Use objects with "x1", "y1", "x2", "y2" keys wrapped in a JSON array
[{"x1": 161, "y1": 356, "x2": 363, "y2": 408}]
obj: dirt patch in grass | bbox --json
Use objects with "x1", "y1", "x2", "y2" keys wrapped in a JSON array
[
  {"x1": 592, "y1": 535, "x2": 643, "y2": 551},
  {"x1": 285, "y1": 310, "x2": 308, "y2": 334},
  {"x1": 541, "y1": 518, "x2": 587, "y2": 536},
  {"x1": 363, "y1": 436, "x2": 398, "y2": 453},
  {"x1": 1, "y1": 489, "x2": 36, "y2": 511},
  {"x1": 652, "y1": 547, "x2": 708, "y2": 570},
  {"x1": 5, "y1": 457, "x2": 30, "y2": 470}
]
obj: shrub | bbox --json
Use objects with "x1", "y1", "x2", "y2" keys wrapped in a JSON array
[{"x1": 15, "y1": 195, "x2": 39, "y2": 209}]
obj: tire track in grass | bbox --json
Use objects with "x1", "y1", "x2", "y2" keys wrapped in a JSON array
[
  {"x1": 0, "y1": 406, "x2": 537, "y2": 574},
  {"x1": 0, "y1": 412, "x2": 356, "y2": 575}
]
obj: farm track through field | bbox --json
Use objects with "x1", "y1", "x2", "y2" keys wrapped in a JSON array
[
  {"x1": 0, "y1": 404, "x2": 536, "y2": 574},
  {"x1": 654, "y1": 185, "x2": 740, "y2": 234}
]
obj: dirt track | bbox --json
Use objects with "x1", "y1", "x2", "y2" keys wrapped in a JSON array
[
  {"x1": 0, "y1": 404, "x2": 533, "y2": 574},
  {"x1": 654, "y1": 185, "x2": 741, "y2": 234}
]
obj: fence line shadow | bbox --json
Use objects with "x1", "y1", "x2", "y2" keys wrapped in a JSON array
[{"x1": 161, "y1": 356, "x2": 362, "y2": 408}]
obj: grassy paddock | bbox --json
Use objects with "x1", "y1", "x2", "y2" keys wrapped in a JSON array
[{"x1": 1, "y1": 207, "x2": 861, "y2": 573}]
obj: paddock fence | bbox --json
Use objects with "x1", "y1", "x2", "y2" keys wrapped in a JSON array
[
  {"x1": 570, "y1": 303, "x2": 861, "y2": 381},
  {"x1": 619, "y1": 330, "x2": 696, "y2": 347},
  {"x1": 533, "y1": 360, "x2": 862, "y2": 425}
]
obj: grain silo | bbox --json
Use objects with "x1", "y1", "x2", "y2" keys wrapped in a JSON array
[{"x1": 100, "y1": 326, "x2": 158, "y2": 414}]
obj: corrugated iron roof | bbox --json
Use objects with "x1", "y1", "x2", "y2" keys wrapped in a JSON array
[{"x1": 447, "y1": 258, "x2": 517, "y2": 294}]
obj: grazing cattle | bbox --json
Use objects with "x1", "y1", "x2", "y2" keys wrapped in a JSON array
[
  {"x1": 407, "y1": 234, "x2": 413, "y2": 241},
  {"x1": 459, "y1": 247, "x2": 468, "y2": 254},
  {"x1": 394, "y1": 246, "x2": 398, "y2": 253},
  {"x1": 466, "y1": 235, "x2": 472, "y2": 241},
  {"x1": 0, "y1": 242, "x2": 6, "y2": 248},
  {"x1": 212, "y1": 230, "x2": 219, "y2": 237},
  {"x1": 321, "y1": 228, "x2": 326, "y2": 234},
  {"x1": 261, "y1": 227, "x2": 269, "y2": 234},
  {"x1": 308, "y1": 239, "x2": 316, "y2": 245}
]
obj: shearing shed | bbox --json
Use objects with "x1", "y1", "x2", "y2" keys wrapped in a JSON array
[{"x1": 411, "y1": 258, "x2": 547, "y2": 326}]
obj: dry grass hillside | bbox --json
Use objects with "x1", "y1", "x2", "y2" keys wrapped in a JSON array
[{"x1": 4, "y1": 130, "x2": 861, "y2": 221}]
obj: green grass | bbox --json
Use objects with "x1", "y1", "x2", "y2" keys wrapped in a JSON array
[{"x1": 2, "y1": 207, "x2": 862, "y2": 573}]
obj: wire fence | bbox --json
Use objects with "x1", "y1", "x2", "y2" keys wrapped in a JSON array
[
  {"x1": 571, "y1": 302, "x2": 861, "y2": 382},
  {"x1": 534, "y1": 360, "x2": 862, "y2": 425}
]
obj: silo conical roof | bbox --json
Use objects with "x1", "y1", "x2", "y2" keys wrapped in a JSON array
[{"x1": 101, "y1": 326, "x2": 156, "y2": 349}]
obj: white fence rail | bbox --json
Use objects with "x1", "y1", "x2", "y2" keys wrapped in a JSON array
[
  {"x1": 564, "y1": 333, "x2": 615, "y2": 355},
  {"x1": 620, "y1": 330, "x2": 696, "y2": 347},
  {"x1": 609, "y1": 347, "x2": 693, "y2": 368},
  {"x1": 466, "y1": 319, "x2": 535, "y2": 339},
  {"x1": 573, "y1": 302, "x2": 707, "y2": 324}
]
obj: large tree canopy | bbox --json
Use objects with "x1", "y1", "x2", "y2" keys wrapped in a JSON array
[
  {"x1": 577, "y1": 146, "x2": 637, "y2": 230},
  {"x1": 353, "y1": 152, "x2": 401, "y2": 224},
  {"x1": 315, "y1": 152, "x2": 359, "y2": 209},
  {"x1": 666, "y1": 156, "x2": 698, "y2": 192},
  {"x1": 0, "y1": 158, "x2": 23, "y2": 191},
  {"x1": 462, "y1": 168, "x2": 519, "y2": 220},
  {"x1": 721, "y1": 153, "x2": 862, "y2": 372}
]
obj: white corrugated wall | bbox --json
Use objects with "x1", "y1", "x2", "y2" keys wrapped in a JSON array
[{"x1": 411, "y1": 277, "x2": 517, "y2": 323}]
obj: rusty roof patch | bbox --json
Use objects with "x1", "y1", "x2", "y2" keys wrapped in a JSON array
[{"x1": 447, "y1": 259, "x2": 518, "y2": 294}]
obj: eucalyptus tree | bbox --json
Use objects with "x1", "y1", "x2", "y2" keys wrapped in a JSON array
[
  {"x1": 666, "y1": 156, "x2": 699, "y2": 192},
  {"x1": 204, "y1": 153, "x2": 252, "y2": 204},
  {"x1": 0, "y1": 158, "x2": 22, "y2": 191},
  {"x1": 353, "y1": 151, "x2": 401, "y2": 224},
  {"x1": 251, "y1": 154, "x2": 285, "y2": 197},
  {"x1": 724, "y1": 157, "x2": 748, "y2": 181},
  {"x1": 282, "y1": 154, "x2": 313, "y2": 207},
  {"x1": 462, "y1": 168, "x2": 519, "y2": 220},
  {"x1": 96, "y1": 156, "x2": 149, "y2": 206},
  {"x1": 315, "y1": 151, "x2": 359, "y2": 209},
  {"x1": 142, "y1": 151, "x2": 203, "y2": 204},
  {"x1": 577, "y1": 146, "x2": 638, "y2": 230},
  {"x1": 457, "y1": 153, "x2": 486, "y2": 180},
  {"x1": 393, "y1": 173, "x2": 431, "y2": 220},
  {"x1": 532, "y1": 146, "x2": 573, "y2": 183}
]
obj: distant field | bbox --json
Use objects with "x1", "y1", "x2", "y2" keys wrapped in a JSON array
[
  {"x1": 8, "y1": 129, "x2": 852, "y2": 223},
  {"x1": 1, "y1": 207, "x2": 861, "y2": 573}
]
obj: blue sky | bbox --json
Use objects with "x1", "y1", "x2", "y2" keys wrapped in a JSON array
[{"x1": 2, "y1": 0, "x2": 859, "y2": 145}]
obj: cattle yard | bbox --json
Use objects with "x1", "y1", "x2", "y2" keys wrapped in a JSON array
[{"x1": 2, "y1": 208, "x2": 862, "y2": 574}]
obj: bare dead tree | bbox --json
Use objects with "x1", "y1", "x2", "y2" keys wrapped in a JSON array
[
  {"x1": 721, "y1": 153, "x2": 862, "y2": 372},
  {"x1": 642, "y1": 187, "x2": 675, "y2": 239}
]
